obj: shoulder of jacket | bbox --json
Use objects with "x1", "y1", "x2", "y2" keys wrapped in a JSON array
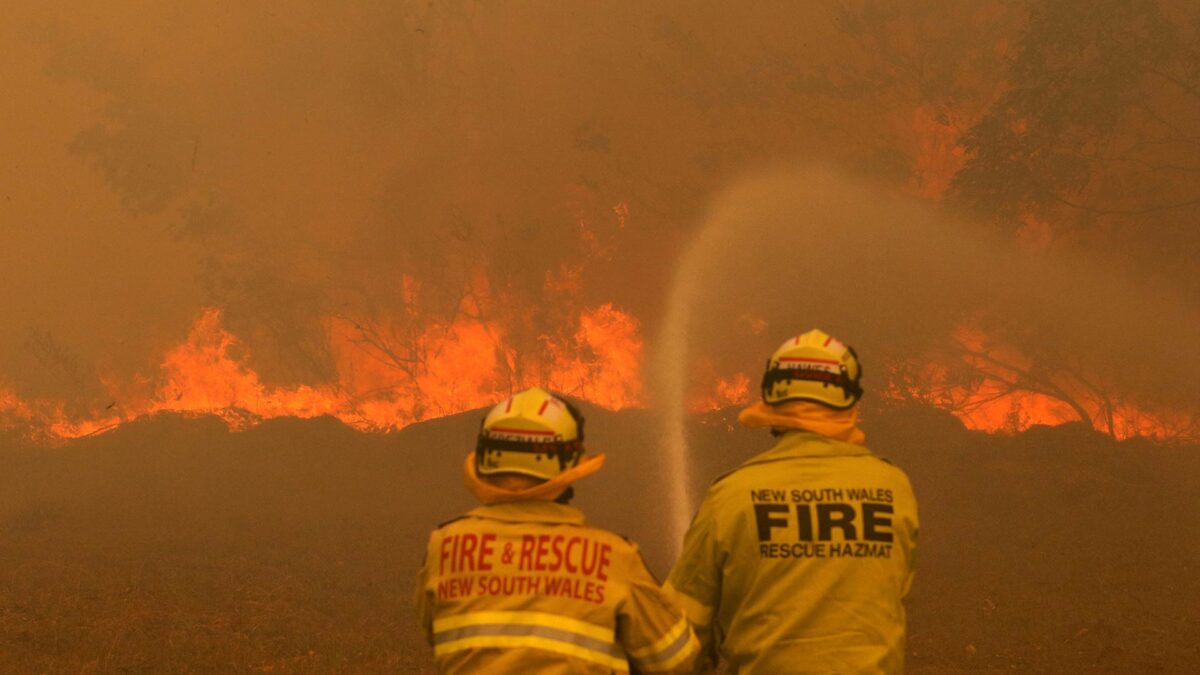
[
  {"x1": 433, "y1": 515, "x2": 470, "y2": 531},
  {"x1": 867, "y1": 453, "x2": 913, "y2": 477},
  {"x1": 709, "y1": 464, "x2": 744, "y2": 488},
  {"x1": 578, "y1": 524, "x2": 639, "y2": 549},
  {"x1": 614, "y1": 531, "x2": 637, "y2": 547},
  {"x1": 865, "y1": 455, "x2": 917, "y2": 491}
]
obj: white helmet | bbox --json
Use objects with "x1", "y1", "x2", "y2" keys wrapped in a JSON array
[
  {"x1": 760, "y1": 329, "x2": 863, "y2": 409},
  {"x1": 474, "y1": 387, "x2": 585, "y2": 480}
]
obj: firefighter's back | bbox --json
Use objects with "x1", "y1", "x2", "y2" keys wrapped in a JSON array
[
  {"x1": 418, "y1": 501, "x2": 698, "y2": 674},
  {"x1": 682, "y1": 432, "x2": 919, "y2": 673}
]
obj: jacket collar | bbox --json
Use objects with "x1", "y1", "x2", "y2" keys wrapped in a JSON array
[
  {"x1": 466, "y1": 500, "x2": 587, "y2": 526},
  {"x1": 740, "y1": 430, "x2": 873, "y2": 468}
]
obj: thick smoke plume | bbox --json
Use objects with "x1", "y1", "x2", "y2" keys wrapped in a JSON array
[
  {"x1": 1, "y1": 1, "x2": 1196, "y2": 434},
  {"x1": 0, "y1": 2, "x2": 1022, "y2": 409}
]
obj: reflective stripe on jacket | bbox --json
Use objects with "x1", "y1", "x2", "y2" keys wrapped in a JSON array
[
  {"x1": 416, "y1": 500, "x2": 699, "y2": 674},
  {"x1": 665, "y1": 431, "x2": 919, "y2": 674}
]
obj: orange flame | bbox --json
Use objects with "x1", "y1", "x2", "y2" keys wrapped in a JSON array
[
  {"x1": 688, "y1": 359, "x2": 753, "y2": 413},
  {"x1": 907, "y1": 105, "x2": 968, "y2": 200},
  {"x1": 7, "y1": 311, "x2": 1194, "y2": 444},
  {"x1": 892, "y1": 324, "x2": 1196, "y2": 442},
  {"x1": 0, "y1": 387, "x2": 37, "y2": 430},
  {"x1": 155, "y1": 309, "x2": 340, "y2": 426},
  {"x1": 0, "y1": 196, "x2": 653, "y2": 443},
  {"x1": 3, "y1": 300, "x2": 646, "y2": 443},
  {"x1": 543, "y1": 304, "x2": 645, "y2": 409}
]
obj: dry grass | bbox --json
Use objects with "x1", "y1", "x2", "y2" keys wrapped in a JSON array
[
  {"x1": 0, "y1": 414, "x2": 443, "y2": 673},
  {"x1": 1, "y1": 408, "x2": 1198, "y2": 672}
]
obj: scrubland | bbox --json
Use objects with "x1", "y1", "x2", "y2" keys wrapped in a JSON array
[{"x1": 1, "y1": 406, "x2": 1196, "y2": 672}]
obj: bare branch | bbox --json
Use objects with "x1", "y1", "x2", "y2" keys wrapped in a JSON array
[
  {"x1": 1051, "y1": 192, "x2": 1200, "y2": 216},
  {"x1": 1141, "y1": 63, "x2": 1200, "y2": 102}
]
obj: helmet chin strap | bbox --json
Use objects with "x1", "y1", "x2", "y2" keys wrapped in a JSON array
[{"x1": 760, "y1": 367, "x2": 862, "y2": 407}]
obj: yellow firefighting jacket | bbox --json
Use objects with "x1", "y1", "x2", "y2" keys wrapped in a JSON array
[
  {"x1": 416, "y1": 500, "x2": 700, "y2": 674},
  {"x1": 665, "y1": 431, "x2": 918, "y2": 674}
]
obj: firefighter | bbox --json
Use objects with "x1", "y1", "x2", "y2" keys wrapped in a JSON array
[
  {"x1": 665, "y1": 330, "x2": 919, "y2": 674},
  {"x1": 415, "y1": 386, "x2": 699, "y2": 674}
]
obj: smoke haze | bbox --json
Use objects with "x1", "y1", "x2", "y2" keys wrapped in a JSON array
[
  {"x1": 1, "y1": 1, "x2": 1197, "y2": 429},
  {"x1": 657, "y1": 168, "x2": 1200, "y2": 417}
]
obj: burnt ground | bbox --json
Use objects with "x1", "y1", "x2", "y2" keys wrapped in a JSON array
[{"x1": 0, "y1": 405, "x2": 1197, "y2": 673}]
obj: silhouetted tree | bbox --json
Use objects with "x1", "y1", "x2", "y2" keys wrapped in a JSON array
[{"x1": 951, "y1": 0, "x2": 1200, "y2": 242}]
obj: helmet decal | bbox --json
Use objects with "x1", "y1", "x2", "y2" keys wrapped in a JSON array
[
  {"x1": 474, "y1": 387, "x2": 586, "y2": 480},
  {"x1": 760, "y1": 330, "x2": 863, "y2": 409}
]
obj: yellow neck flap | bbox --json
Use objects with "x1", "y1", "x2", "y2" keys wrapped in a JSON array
[
  {"x1": 463, "y1": 452, "x2": 606, "y2": 505},
  {"x1": 738, "y1": 400, "x2": 866, "y2": 445}
]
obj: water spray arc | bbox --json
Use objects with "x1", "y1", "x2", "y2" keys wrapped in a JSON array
[{"x1": 655, "y1": 222, "x2": 724, "y2": 553}]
